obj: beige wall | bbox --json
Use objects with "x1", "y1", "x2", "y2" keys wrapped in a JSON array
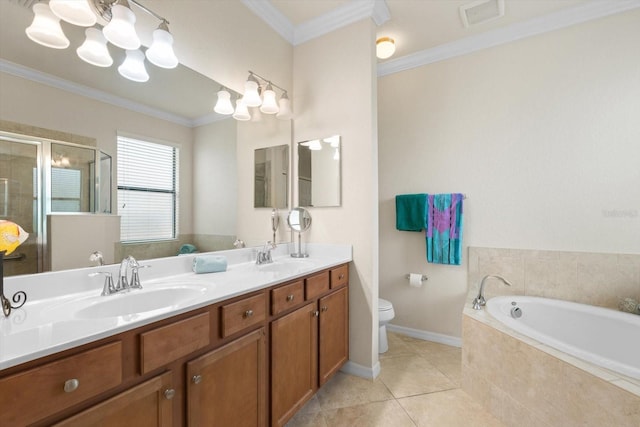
[
  {"x1": 378, "y1": 11, "x2": 640, "y2": 338},
  {"x1": 293, "y1": 20, "x2": 379, "y2": 371},
  {"x1": 193, "y1": 118, "x2": 237, "y2": 238}
]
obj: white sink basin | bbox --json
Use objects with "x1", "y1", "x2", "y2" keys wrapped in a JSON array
[{"x1": 43, "y1": 284, "x2": 207, "y2": 320}]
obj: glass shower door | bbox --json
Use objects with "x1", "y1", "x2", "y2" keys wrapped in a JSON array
[{"x1": 0, "y1": 136, "x2": 41, "y2": 276}]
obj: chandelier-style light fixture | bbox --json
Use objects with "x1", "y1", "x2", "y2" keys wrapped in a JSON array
[
  {"x1": 25, "y1": 0, "x2": 178, "y2": 83},
  {"x1": 215, "y1": 71, "x2": 293, "y2": 121}
]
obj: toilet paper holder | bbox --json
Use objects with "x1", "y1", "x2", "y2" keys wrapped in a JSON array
[{"x1": 405, "y1": 274, "x2": 428, "y2": 282}]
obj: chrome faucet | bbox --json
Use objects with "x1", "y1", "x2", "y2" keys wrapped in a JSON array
[
  {"x1": 91, "y1": 256, "x2": 149, "y2": 296},
  {"x1": 256, "y1": 241, "x2": 276, "y2": 265},
  {"x1": 472, "y1": 275, "x2": 513, "y2": 310},
  {"x1": 116, "y1": 255, "x2": 135, "y2": 291}
]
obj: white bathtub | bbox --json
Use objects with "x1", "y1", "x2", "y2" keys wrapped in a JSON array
[{"x1": 486, "y1": 296, "x2": 640, "y2": 380}]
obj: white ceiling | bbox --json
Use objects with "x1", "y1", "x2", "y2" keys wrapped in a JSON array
[{"x1": 269, "y1": 0, "x2": 593, "y2": 58}]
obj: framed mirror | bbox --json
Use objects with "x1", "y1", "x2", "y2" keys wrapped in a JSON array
[
  {"x1": 298, "y1": 135, "x2": 341, "y2": 207},
  {"x1": 254, "y1": 144, "x2": 289, "y2": 209}
]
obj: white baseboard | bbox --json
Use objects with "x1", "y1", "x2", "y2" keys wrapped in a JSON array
[
  {"x1": 386, "y1": 324, "x2": 462, "y2": 348},
  {"x1": 341, "y1": 360, "x2": 381, "y2": 379}
]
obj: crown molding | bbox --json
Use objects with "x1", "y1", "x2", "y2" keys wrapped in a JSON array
[
  {"x1": 294, "y1": 0, "x2": 389, "y2": 45},
  {"x1": 378, "y1": 0, "x2": 640, "y2": 77},
  {"x1": 0, "y1": 59, "x2": 210, "y2": 128},
  {"x1": 241, "y1": 0, "x2": 295, "y2": 44},
  {"x1": 242, "y1": 0, "x2": 390, "y2": 46}
]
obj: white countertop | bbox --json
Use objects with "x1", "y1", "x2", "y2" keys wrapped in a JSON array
[{"x1": 0, "y1": 243, "x2": 352, "y2": 371}]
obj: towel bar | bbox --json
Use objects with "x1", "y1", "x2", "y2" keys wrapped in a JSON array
[{"x1": 405, "y1": 274, "x2": 428, "y2": 282}]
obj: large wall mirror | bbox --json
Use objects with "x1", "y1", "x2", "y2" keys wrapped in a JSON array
[
  {"x1": 0, "y1": 1, "x2": 291, "y2": 275},
  {"x1": 254, "y1": 145, "x2": 289, "y2": 209},
  {"x1": 298, "y1": 135, "x2": 341, "y2": 207}
]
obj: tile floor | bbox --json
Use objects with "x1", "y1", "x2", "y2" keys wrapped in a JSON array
[{"x1": 286, "y1": 332, "x2": 505, "y2": 427}]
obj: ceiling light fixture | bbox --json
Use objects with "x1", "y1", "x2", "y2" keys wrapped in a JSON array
[
  {"x1": 376, "y1": 37, "x2": 396, "y2": 59},
  {"x1": 215, "y1": 71, "x2": 292, "y2": 121},
  {"x1": 25, "y1": 0, "x2": 178, "y2": 83}
]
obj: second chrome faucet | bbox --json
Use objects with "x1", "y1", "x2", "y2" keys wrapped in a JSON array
[{"x1": 472, "y1": 275, "x2": 513, "y2": 310}]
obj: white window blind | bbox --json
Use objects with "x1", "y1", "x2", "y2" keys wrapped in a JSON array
[{"x1": 117, "y1": 136, "x2": 178, "y2": 242}]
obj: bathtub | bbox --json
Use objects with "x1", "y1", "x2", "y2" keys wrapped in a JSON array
[{"x1": 486, "y1": 295, "x2": 640, "y2": 380}]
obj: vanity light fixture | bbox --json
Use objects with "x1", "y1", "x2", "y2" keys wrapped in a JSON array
[
  {"x1": 376, "y1": 37, "x2": 396, "y2": 59},
  {"x1": 215, "y1": 71, "x2": 293, "y2": 121},
  {"x1": 25, "y1": 0, "x2": 178, "y2": 83}
]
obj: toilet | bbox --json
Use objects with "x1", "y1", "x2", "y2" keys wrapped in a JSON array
[{"x1": 378, "y1": 298, "x2": 396, "y2": 353}]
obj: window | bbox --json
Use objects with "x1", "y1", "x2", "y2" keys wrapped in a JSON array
[{"x1": 117, "y1": 136, "x2": 178, "y2": 242}]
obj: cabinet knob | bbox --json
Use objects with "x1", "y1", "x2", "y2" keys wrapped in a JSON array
[
  {"x1": 244, "y1": 309, "x2": 254, "y2": 318},
  {"x1": 192, "y1": 375, "x2": 203, "y2": 384},
  {"x1": 313, "y1": 310, "x2": 319, "y2": 317},
  {"x1": 339, "y1": 274, "x2": 345, "y2": 280},
  {"x1": 286, "y1": 294, "x2": 295, "y2": 302},
  {"x1": 63, "y1": 379, "x2": 79, "y2": 393},
  {"x1": 321, "y1": 306, "x2": 328, "y2": 312},
  {"x1": 164, "y1": 388, "x2": 176, "y2": 400}
]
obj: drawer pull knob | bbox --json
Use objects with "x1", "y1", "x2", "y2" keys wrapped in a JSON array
[
  {"x1": 63, "y1": 379, "x2": 79, "y2": 393},
  {"x1": 164, "y1": 388, "x2": 176, "y2": 400},
  {"x1": 244, "y1": 309, "x2": 254, "y2": 318},
  {"x1": 192, "y1": 375, "x2": 202, "y2": 384},
  {"x1": 339, "y1": 274, "x2": 345, "y2": 280},
  {"x1": 313, "y1": 310, "x2": 319, "y2": 317},
  {"x1": 286, "y1": 294, "x2": 295, "y2": 302},
  {"x1": 321, "y1": 306, "x2": 328, "y2": 312}
]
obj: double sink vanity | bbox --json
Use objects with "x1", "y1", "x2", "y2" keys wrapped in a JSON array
[{"x1": 0, "y1": 243, "x2": 352, "y2": 426}]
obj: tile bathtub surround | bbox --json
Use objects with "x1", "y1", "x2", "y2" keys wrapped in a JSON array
[
  {"x1": 468, "y1": 247, "x2": 640, "y2": 309},
  {"x1": 286, "y1": 332, "x2": 504, "y2": 427},
  {"x1": 462, "y1": 315, "x2": 640, "y2": 427}
]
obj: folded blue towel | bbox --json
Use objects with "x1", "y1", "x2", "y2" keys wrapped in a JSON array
[
  {"x1": 193, "y1": 255, "x2": 227, "y2": 274},
  {"x1": 179, "y1": 243, "x2": 198, "y2": 254},
  {"x1": 395, "y1": 194, "x2": 428, "y2": 231}
]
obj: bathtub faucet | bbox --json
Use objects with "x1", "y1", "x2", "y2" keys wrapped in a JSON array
[{"x1": 472, "y1": 275, "x2": 513, "y2": 310}]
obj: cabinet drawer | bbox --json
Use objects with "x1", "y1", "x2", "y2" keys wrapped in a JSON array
[
  {"x1": 271, "y1": 280, "x2": 304, "y2": 315},
  {"x1": 140, "y1": 312, "x2": 210, "y2": 374},
  {"x1": 221, "y1": 293, "x2": 266, "y2": 338},
  {"x1": 305, "y1": 271, "x2": 330, "y2": 300},
  {"x1": 330, "y1": 264, "x2": 349, "y2": 289},
  {"x1": 0, "y1": 341, "x2": 122, "y2": 426}
]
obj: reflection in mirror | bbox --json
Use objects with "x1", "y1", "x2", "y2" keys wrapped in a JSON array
[
  {"x1": 298, "y1": 135, "x2": 341, "y2": 207},
  {"x1": 288, "y1": 207, "x2": 311, "y2": 258},
  {"x1": 254, "y1": 145, "x2": 289, "y2": 209}
]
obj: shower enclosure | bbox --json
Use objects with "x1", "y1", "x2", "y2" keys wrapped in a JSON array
[{"x1": 0, "y1": 132, "x2": 111, "y2": 276}]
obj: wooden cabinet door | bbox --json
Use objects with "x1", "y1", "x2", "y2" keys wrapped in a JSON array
[
  {"x1": 54, "y1": 371, "x2": 173, "y2": 427},
  {"x1": 186, "y1": 328, "x2": 266, "y2": 427},
  {"x1": 270, "y1": 302, "x2": 318, "y2": 427},
  {"x1": 319, "y1": 287, "x2": 349, "y2": 386}
]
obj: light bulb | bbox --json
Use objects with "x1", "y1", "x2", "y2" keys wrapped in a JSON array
[
  {"x1": 242, "y1": 75, "x2": 262, "y2": 107},
  {"x1": 233, "y1": 99, "x2": 251, "y2": 121},
  {"x1": 145, "y1": 22, "x2": 178, "y2": 69},
  {"x1": 214, "y1": 89, "x2": 234, "y2": 115},
  {"x1": 77, "y1": 28, "x2": 113, "y2": 67},
  {"x1": 26, "y1": 3, "x2": 70, "y2": 49},
  {"x1": 103, "y1": 1, "x2": 141, "y2": 50},
  {"x1": 118, "y1": 49, "x2": 149, "y2": 82},
  {"x1": 276, "y1": 92, "x2": 292, "y2": 120},
  {"x1": 376, "y1": 37, "x2": 396, "y2": 59},
  {"x1": 50, "y1": 0, "x2": 96, "y2": 27},
  {"x1": 260, "y1": 83, "x2": 279, "y2": 114}
]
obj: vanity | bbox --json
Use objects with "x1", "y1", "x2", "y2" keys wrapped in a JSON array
[{"x1": 0, "y1": 244, "x2": 351, "y2": 426}]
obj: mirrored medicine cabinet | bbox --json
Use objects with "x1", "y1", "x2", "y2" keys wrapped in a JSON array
[
  {"x1": 297, "y1": 135, "x2": 341, "y2": 207},
  {"x1": 254, "y1": 144, "x2": 289, "y2": 209}
]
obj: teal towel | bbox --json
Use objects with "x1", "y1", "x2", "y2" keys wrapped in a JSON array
[
  {"x1": 193, "y1": 255, "x2": 227, "y2": 274},
  {"x1": 179, "y1": 243, "x2": 198, "y2": 255},
  {"x1": 395, "y1": 194, "x2": 428, "y2": 231}
]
